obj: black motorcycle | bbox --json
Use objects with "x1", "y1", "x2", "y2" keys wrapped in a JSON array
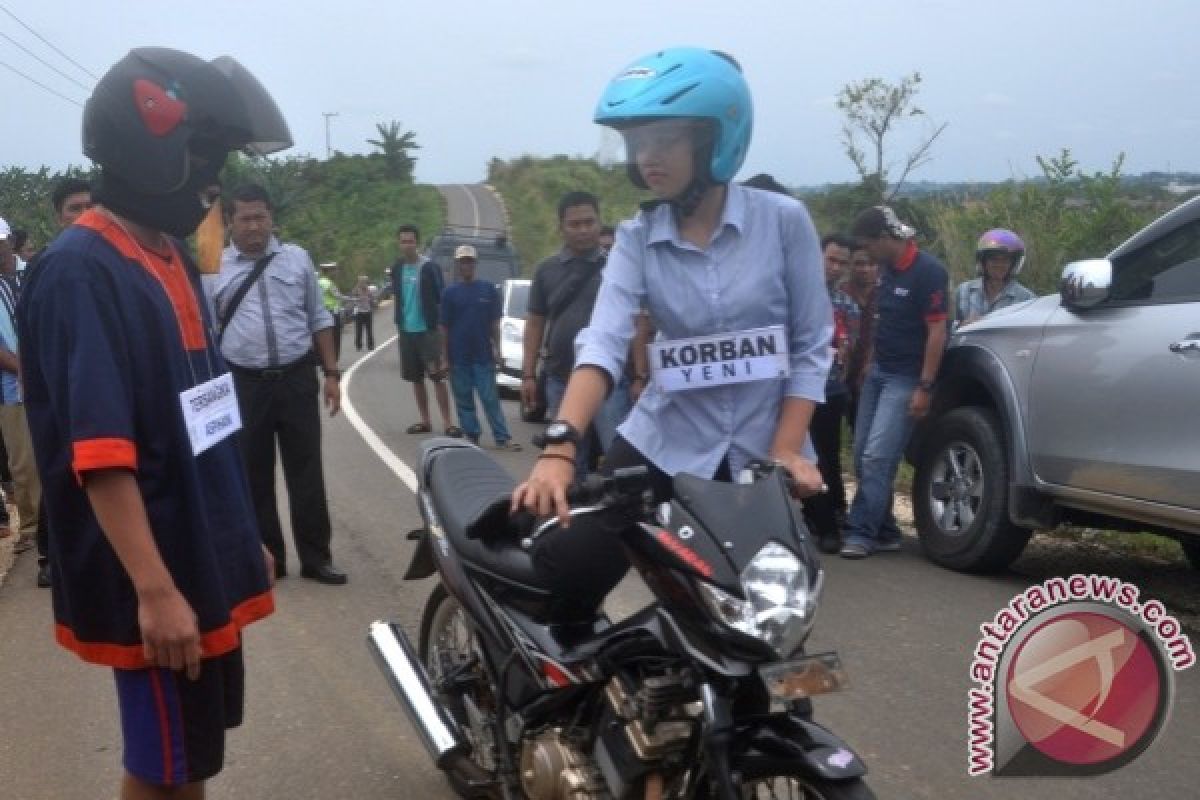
[{"x1": 368, "y1": 438, "x2": 875, "y2": 800}]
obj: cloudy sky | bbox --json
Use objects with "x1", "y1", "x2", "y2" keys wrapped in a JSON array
[{"x1": 1, "y1": 0, "x2": 1193, "y2": 187}]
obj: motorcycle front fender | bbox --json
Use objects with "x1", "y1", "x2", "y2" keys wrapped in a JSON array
[{"x1": 733, "y1": 712, "x2": 868, "y2": 782}]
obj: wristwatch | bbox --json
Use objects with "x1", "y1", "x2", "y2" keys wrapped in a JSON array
[
  {"x1": 323, "y1": 367, "x2": 342, "y2": 380},
  {"x1": 917, "y1": 379, "x2": 934, "y2": 392},
  {"x1": 543, "y1": 419, "x2": 582, "y2": 447}
]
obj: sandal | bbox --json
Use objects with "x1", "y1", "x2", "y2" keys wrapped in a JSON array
[
  {"x1": 405, "y1": 422, "x2": 432, "y2": 434},
  {"x1": 445, "y1": 426, "x2": 464, "y2": 438},
  {"x1": 492, "y1": 441, "x2": 523, "y2": 452}
]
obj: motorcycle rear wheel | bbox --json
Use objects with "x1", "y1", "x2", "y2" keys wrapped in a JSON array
[
  {"x1": 740, "y1": 775, "x2": 876, "y2": 800},
  {"x1": 419, "y1": 585, "x2": 502, "y2": 799}
]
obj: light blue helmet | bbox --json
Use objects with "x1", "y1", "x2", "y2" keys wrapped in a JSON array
[{"x1": 594, "y1": 47, "x2": 753, "y2": 185}]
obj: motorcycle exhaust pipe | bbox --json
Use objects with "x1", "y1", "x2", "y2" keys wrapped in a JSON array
[{"x1": 367, "y1": 620, "x2": 467, "y2": 767}]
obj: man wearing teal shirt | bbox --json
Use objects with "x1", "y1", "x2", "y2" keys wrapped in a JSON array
[{"x1": 388, "y1": 224, "x2": 458, "y2": 436}]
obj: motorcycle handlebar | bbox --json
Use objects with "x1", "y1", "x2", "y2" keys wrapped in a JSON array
[{"x1": 518, "y1": 466, "x2": 651, "y2": 549}]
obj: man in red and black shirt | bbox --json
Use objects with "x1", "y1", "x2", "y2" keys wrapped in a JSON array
[
  {"x1": 840, "y1": 206, "x2": 948, "y2": 559},
  {"x1": 18, "y1": 48, "x2": 292, "y2": 799}
]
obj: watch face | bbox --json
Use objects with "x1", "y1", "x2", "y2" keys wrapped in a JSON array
[{"x1": 546, "y1": 422, "x2": 568, "y2": 439}]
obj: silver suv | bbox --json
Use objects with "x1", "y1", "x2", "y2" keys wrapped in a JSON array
[{"x1": 909, "y1": 196, "x2": 1200, "y2": 572}]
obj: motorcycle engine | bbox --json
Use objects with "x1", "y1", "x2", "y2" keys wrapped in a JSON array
[{"x1": 519, "y1": 729, "x2": 608, "y2": 800}]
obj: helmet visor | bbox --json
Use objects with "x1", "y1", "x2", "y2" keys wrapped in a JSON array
[
  {"x1": 209, "y1": 56, "x2": 292, "y2": 155},
  {"x1": 619, "y1": 118, "x2": 712, "y2": 160}
]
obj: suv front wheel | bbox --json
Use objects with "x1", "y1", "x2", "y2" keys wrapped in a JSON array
[{"x1": 913, "y1": 407, "x2": 1032, "y2": 573}]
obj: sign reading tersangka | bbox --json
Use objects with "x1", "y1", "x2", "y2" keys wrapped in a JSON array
[{"x1": 648, "y1": 325, "x2": 789, "y2": 392}]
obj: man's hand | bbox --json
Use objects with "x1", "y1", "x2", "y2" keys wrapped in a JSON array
[
  {"x1": 137, "y1": 584, "x2": 203, "y2": 680},
  {"x1": 520, "y1": 376, "x2": 539, "y2": 410},
  {"x1": 323, "y1": 376, "x2": 341, "y2": 417},
  {"x1": 909, "y1": 387, "x2": 931, "y2": 418}
]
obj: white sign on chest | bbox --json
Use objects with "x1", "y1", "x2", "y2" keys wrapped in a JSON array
[
  {"x1": 649, "y1": 325, "x2": 789, "y2": 391},
  {"x1": 179, "y1": 372, "x2": 242, "y2": 456}
]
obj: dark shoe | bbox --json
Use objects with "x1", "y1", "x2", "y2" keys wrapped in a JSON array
[
  {"x1": 445, "y1": 426, "x2": 464, "y2": 438},
  {"x1": 876, "y1": 536, "x2": 904, "y2": 553},
  {"x1": 36, "y1": 563, "x2": 51, "y2": 588},
  {"x1": 816, "y1": 533, "x2": 842, "y2": 555},
  {"x1": 301, "y1": 563, "x2": 348, "y2": 585}
]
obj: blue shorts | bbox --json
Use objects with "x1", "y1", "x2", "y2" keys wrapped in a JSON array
[{"x1": 113, "y1": 648, "x2": 245, "y2": 786}]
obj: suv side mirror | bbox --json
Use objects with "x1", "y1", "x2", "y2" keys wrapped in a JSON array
[{"x1": 1060, "y1": 258, "x2": 1112, "y2": 310}]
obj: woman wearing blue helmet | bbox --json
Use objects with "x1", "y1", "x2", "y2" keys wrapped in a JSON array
[{"x1": 513, "y1": 49, "x2": 832, "y2": 585}]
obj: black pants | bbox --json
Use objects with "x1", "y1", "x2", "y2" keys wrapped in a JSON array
[
  {"x1": 330, "y1": 315, "x2": 343, "y2": 361},
  {"x1": 532, "y1": 436, "x2": 730, "y2": 619},
  {"x1": 232, "y1": 361, "x2": 333, "y2": 569},
  {"x1": 802, "y1": 393, "x2": 848, "y2": 539},
  {"x1": 354, "y1": 311, "x2": 374, "y2": 350}
]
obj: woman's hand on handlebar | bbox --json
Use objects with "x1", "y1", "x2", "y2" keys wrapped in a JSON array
[
  {"x1": 511, "y1": 449, "x2": 576, "y2": 527},
  {"x1": 771, "y1": 452, "x2": 826, "y2": 499}
]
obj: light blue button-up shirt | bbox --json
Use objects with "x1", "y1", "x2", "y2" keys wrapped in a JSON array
[
  {"x1": 575, "y1": 184, "x2": 833, "y2": 478},
  {"x1": 206, "y1": 237, "x2": 333, "y2": 369}
]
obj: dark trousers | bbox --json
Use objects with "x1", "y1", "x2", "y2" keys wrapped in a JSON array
[
  {"x1": 802, "y1": 392, "x2": 848, "y2": 539},
  {"x1": 331, "y1": 315, "x2": 343, "y2": 361},
  {"x1": 354, "y1": 311, "x2": 374, "y2": 350},
  {"x1": 531, "y1": 436, "x2": 730, "y2": 619},
  {"x1": 232, "y1": 362, "x2": 333, "y2": 569}
]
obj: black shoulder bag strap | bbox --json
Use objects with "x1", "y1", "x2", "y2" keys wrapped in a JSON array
[
  {"x1": 217, "y1": 253, "x2": 277, "y2": 343},
  {"x1": 547, "y1": 254, "x2": 605, "y2": 320}
]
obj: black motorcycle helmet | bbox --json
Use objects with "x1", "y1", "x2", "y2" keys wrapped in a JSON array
[{"x1": 84, "y1": 47, "x2": 292, "y2": 236}]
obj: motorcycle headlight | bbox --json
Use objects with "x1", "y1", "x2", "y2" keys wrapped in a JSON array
[{"x1": 696, "y1": 541, "x2": 822, "y2": 657}]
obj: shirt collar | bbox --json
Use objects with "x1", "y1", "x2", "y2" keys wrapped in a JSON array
[
  {"x1": 645, "y1": 182, "x2": 746, "y2": 246},
  {"x1": 891, "y1": 239, "x2": 919, "y2": 272},
  {"x1": 232, "y1": 235, "x2": 282, "y2": 262}
]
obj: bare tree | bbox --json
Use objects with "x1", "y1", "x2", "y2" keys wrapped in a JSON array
[{"x1": 836, "y1": 72, "x2": 947, "y2": 202}]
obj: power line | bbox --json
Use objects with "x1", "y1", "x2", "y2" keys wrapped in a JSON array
[
  {"x1": 0, "y1": 59, "x2": 83, "y2": 107},
  {"x1": 0, "y1": 3, "x2": 97, "y2": 81},
  {"x1": 0, "y1": 31, "x2": 91, "y2": 92}
]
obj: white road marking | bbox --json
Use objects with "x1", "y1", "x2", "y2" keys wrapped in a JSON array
[
  {"x1": 460, "y1": 184, "x2": 481, "y2": 236},
  {"x1": 341, "y1": 333, "x2": 419, "y2": 493}
]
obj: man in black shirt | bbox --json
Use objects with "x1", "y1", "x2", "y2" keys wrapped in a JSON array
[{"x1": 521, "y1": 191, "x2": 630, "y2": 478}]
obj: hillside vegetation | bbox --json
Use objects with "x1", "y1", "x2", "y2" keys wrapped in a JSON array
[
  {"x1": 0, "y1": 151, "x2": 442, "y2": 292},
  {"x1": 489, "y1": 149, "x2": 1176, "y2": 294}
]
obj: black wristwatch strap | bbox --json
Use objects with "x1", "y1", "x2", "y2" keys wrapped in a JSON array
[{"x1": 545, "y1": 419, "x2": 581, "y2": 446}]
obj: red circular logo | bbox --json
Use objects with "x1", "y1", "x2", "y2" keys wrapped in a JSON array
[{"x1": 1006, "y1": 611, "x2": 1163, "y2": 767}]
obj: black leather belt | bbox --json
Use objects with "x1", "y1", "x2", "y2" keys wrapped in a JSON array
[{"x1": 228, "y1": 354, "x2": 314, "y2": 381}]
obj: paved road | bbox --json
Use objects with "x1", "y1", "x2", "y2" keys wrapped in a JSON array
[
  {"x1": 1, "y1": 330, "x2": 1197, "y2": 799},
  {"x1": 436, "y1": 183, "x2": 507, "y2": 235}
]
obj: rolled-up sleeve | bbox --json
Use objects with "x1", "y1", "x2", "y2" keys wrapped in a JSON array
[
  {"x1": 780, "y1": 203, "x2": 833, "y2": 401},
  {"x1": 574, "y1": 221, "x2": 645, "y2": 385}
]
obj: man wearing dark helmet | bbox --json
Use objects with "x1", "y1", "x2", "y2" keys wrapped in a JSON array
[{"x1": 17, "y1": 47, "x2": 292, "y2": 799}]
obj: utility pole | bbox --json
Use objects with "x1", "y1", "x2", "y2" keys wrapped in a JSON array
[{"x1": 322, "y1": 111, "x2": 339, "y2": 159}]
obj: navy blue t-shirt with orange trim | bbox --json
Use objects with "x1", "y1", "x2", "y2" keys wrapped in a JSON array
[
  {"x1": 873, "y1": 241, "x2": 949, "y2": 377},
  {"x1": 17, "y1": 209, "x2": 273, "y2": 669}
]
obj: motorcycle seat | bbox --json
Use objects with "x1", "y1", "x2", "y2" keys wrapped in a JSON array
[{"x1": 427, "y1": 444, "x2": 546, "y2": 592}]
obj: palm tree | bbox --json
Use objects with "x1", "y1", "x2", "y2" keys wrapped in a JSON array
[{"x1": 367, "y1": 121, "x2": 420, "y2": 182}]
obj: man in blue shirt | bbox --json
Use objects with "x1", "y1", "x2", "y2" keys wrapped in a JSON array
[
  {"x1": 389, "y1": 225, "x2": 458, "y2": 436},
  {"x1": 441, "y1": 246, "x2": 520, "y2": 450},
  {"x1": 840, "y1": 206, "x2": 949, "y2": 559}
]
